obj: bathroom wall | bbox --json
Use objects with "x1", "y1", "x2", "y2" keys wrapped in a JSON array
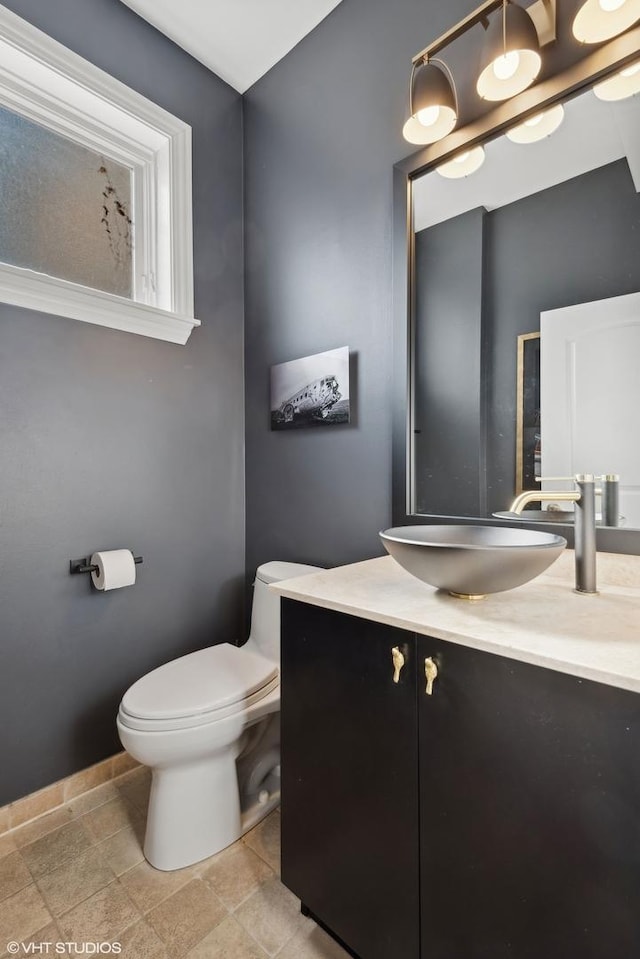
[
  {"x1": 414, "y1": 209, "x2": 485, "y2": 518},
  {"x1": 0, "y1": 0, "x2": 244, "y2": 805},
  {"x1": 242, "y1": 0, "x2": 595, "y2": 576},
  {"x1": 243, "y1": 0, "x2": 444, "y2": 576}
]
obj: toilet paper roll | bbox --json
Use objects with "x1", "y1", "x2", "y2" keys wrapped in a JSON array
[{"x1": 90, "y1": 550, "x2": 136, "y2": 591}]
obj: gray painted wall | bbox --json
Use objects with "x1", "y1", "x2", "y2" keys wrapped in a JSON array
[
  {"x1": 243, "y1": 0, "x2": 479, "y2": 576},
  {"x1": 0, "y1": 0, "x2": 244, "y2": 805},
  {"x1": 414, "y1": 209, "x2": 485, "y2": 517},
  {"x1": 243, "y1": 0, "x2": 610, "y2": 577}
]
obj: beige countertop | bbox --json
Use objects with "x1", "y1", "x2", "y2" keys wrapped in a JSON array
[{"x1": 271, "y1": 550, "x2": 640, "y2": 694}]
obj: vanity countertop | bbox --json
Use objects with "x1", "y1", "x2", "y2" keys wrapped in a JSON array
[{"x1": 271, "y1": 551, "x2": 640, "y2": 694}]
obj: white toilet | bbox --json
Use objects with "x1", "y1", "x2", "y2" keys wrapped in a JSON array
[{"x1": 116, "y1": 561, "x2": 320, "y2": 871}]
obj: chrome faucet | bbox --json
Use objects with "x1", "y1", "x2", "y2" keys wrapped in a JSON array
[{"x1": 509, "y1": 475, "x2": 597, "y2": 594}]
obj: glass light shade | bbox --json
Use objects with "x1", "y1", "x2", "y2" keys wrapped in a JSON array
[
  {"x1": 593, "y1": 59, "x2": 640, "y2": 99},
  {"x1": 403, "y1": 109, "x2": 458, "y2": 144},
  {"x1": 573, "y1": 0, "x2": 640, "y2": 43},
  {"x1": 435, "y1": 146, "x2": 486, "y2": 178},
  {"x1": 403, "y1": 61, "x2": 457, "y2": 144},
  {"x1": 477, "y1": 3, "x2": 542, "y2": 101},
  {"x1": 506, "y1": 103, "x2": 565, "y2": 142}
]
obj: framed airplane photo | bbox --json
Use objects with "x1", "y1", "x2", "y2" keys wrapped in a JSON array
[{"x1": 270, "y1": 346, "x2": 350, "y2": 431}]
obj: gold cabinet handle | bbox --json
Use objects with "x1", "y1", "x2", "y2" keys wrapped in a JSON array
[
  {"x1": 425, "y1": 657, "x2": 438, "y2": 696},
  {"x1": 392, "y1": 646, "x2": 405, "y2": 683}
]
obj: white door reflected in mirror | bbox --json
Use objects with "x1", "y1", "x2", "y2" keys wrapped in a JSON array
[{"x1": 540, "y1": 291, "x2": 640, "y2": 528}]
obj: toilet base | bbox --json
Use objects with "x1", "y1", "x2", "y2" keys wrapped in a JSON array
[
  {"x1": 133, "y1": 706, "x2": 281, "y2": 872},
  {"x1": 144, "y1": 771, "x2": 280, "y2": 872},
  {"x1": 241, "y1": 786, "x2": 280, "y2": 834},
  {"x1": 144, "y1": 752, "x2": 242, "y2": 871}
]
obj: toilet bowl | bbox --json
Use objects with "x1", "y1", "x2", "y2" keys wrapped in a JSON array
[{"x1": 116, "y1": 561, "x2": 320, "y2": 871}]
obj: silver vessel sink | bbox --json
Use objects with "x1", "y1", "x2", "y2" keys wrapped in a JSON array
[{"x1": 379, "y1": 525, "x2": 567, "y2": 599}]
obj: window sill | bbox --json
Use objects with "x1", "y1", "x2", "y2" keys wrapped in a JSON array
[{"x1": 0, "y1": 262, "x2": 200, "y2": 344}]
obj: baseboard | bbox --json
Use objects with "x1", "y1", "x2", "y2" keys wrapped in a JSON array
[{"x1": 0, "y1": 751, "x2": 140, "y2": 836}]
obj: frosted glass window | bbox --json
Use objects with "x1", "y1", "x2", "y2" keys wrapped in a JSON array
[
  {"x1": 0, "y1": 104, "x2": 133, "y2": 298},
  {"x1": 0, "y1": 4, "x2": 196, "y2": 342}
]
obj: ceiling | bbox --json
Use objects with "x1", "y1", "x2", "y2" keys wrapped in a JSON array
[{"x1": 118, "y1": 0, "x2": 343, "y2": 93}]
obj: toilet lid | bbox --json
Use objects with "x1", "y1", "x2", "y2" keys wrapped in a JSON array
[
  {"x1": 255, "y1": 561, "x2": 321, "y2": 585},
  {"x1": 120, "y1": 644, "x2": 278, "y2": 723}
]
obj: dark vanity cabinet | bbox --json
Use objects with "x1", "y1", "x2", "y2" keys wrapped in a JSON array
[
  {"x1": 280, "y1": 599, "x2": 640, "y2": 959},
  {"x1": 280, "y1": 599, "x2": 420, "y2": 959}
]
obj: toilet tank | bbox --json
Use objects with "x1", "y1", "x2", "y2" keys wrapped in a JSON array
[{"x1": 245, "y1": 561, "x2": 322, "y2": 663}]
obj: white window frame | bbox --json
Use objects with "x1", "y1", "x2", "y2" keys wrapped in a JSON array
[{"x1": 0, "y1": 5, "x2": 199, "y2": 344}]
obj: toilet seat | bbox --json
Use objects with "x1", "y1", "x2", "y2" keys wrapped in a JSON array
[{"x1": 118, "y1": 644, "x2": 278, "y2": 733}]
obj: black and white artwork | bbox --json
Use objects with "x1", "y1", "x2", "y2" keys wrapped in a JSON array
[{"x1": 270, "y1": 346, "x2": 350, "y2": 430}]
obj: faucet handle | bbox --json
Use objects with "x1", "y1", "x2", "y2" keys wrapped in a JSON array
[{"x1": 600, "y1": 474, "x2": 620, "y2": 527}]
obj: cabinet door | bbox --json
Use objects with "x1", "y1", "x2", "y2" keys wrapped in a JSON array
[
  {"x1": 418, "y1": 635, "x2": 640, "y2": 959},
  {"x1": 281, "y1": 600, "x2": 419, "y2": 959}
]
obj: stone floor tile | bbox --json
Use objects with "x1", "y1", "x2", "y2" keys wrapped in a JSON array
[
  {"x1": 242, "y1": 812, "x2": 281, "y2": 875},
  {"x1": 277, "y1": 924, "x2": 353, "y2": 959},
  {"x1": 116, "y1": 788, "x2": 150, "y2": 817},
  {"x1": 21, "y1": 821, "x2": 92, "y2": 880},
  {"x1": 12, "y1": 807, "x2": 74, "y2": 849},
  {"x1": 116, "y1": 770, "x2": 151, "y2": 816},
  {"x1": 49, "y1": 928, "x2": 76, "y2": 959},
  {"x1": 145, "y1": 879, "x2": 226, "y2": 956},
  {"x1": 233, "y1": 877, "x2": 308, "y2": 957},
  {"x1": 37, "y1": 845, "x2": 115, "y2": 916},
  {"x1": 119, "y1": 859, "x2": 199, "y2": 914},
  {"x1": 67, "y1": 782, "x2": 120, "y2": 818},
  {"x1": 185, "y1": 914, "x2": 268, "y2": 959},
  {"x1": 116, "y1": 918, "x2": 167, "y2": 959},
  {"x1": 0, "y1": 920, "x2": 59, "y2": 959},
  {"x1": 0, "y1": 884, "x2": 51, "y2": 948},
  {"x1": 201, "y1": 843, "x2": 273, "y2": 911},
  {"x1": 80, "y1": 797, "x2": 142, "y2": 843},
  {"x1": 0, "y1": 851, "x2": 31, "y2": 902},
  {"x1": 0, "y1": 784, "x2": 327, "y2": 959},
  {"x1": 9, "y1": 784, "x2": 64, "y2": 830},
  {"x1": 57, "y1": 881, "x2": 139, "y2": 943},
  {"x1": 114, "y1": 765, "x2": 151, "y2": 789},
  {"x1": 0, "y1": 834, "x2": 17, "y2": 861},
  {"x1": 98, "y1": 826, "x2": 145, "y2": 876},
  {"x1": 64, "y1": 761, "x2": 114, "y2": 802},
  {"x1": 111, "y1": 753, "x2": 140, "y2": 779}
]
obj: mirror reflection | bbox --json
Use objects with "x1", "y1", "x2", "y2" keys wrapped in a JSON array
[{"x1": 411, "y1": 82, "x2": 640, "y2": 529}]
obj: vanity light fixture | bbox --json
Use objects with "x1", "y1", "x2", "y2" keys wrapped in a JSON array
[
  {"x1": 402, "y1": 59, "x2": 458, "y2": 145},
  {"x1": 403, "y1": 0, "x2": 556, "y2": 145},
  {"x1": 435, "y1": 145, "x2": 486, "y2": 178},
  {"x1": 506, "y1": 102, "x2": 564, "y2": 141},
  {"x1": 573, "y1": 0, "x2": 640, "y2": 44},
  {"x1": 593, "y1": 57, "x2": 640, "y2": 97},
  {"x1": 477, "y1": 1, "x2": 542, "y2": 101}
]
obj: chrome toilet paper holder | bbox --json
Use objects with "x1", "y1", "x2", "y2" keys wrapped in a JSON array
[{"x1": 69, "y1": 554, "x2": 143, "y2": 575}]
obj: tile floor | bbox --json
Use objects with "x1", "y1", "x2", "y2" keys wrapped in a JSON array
[{"x1": 0, "y1": 768, "x2": 350, "y2": 959}]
